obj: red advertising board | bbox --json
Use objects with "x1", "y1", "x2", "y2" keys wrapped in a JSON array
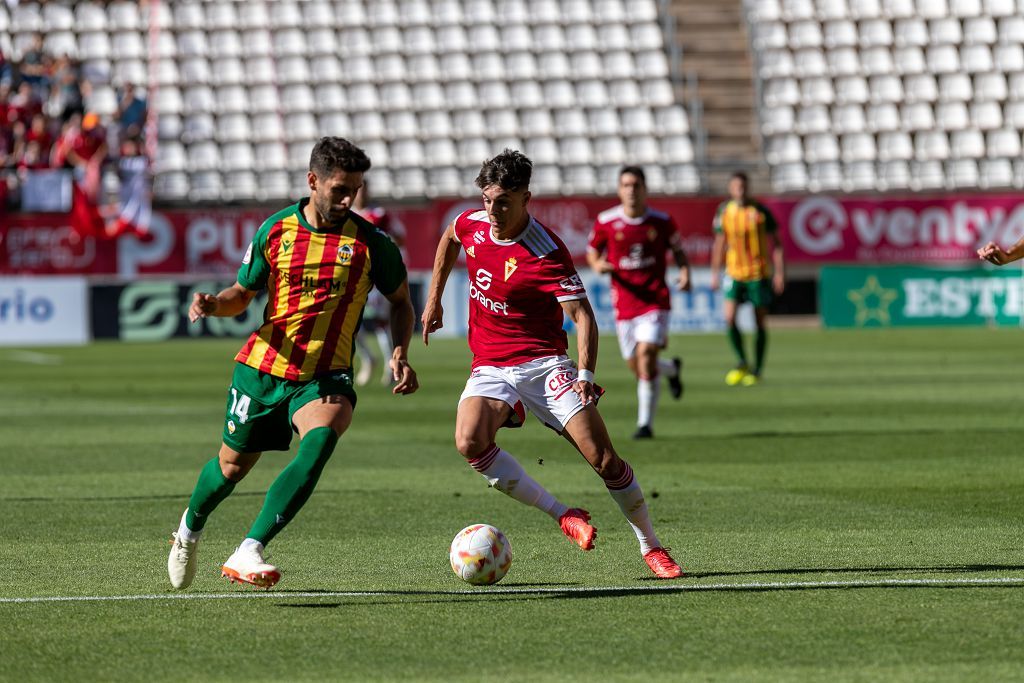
[
  {"x1": 7, "y1": 193, "x2": 1018, "y2": 275},
  {"x1": 1, "y1": 197, "x2": 722, "y2": 275}
]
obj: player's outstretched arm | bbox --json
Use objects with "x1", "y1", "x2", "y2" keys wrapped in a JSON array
[
  {"x1": 383, "y1": 280, "x2": 419, "y2": 395},
  {"x1": 671, "y1": 244, "x2": 692, "y2": 292},
  {"x1": 561, "y1": 298, "x2": 599, "y2": 406},
  {"x1": 586, "y1": 247, "x2": 614, "y2": 274},
  {"x1": 188, "y1": 281, "x2": 257, "y2": 323},
  {"x1": 421, "y1": 221, "x2": 461, "y2": 345},
  {"x1": 978, "y1": 238, "x2": 1024, "y2": 266}
]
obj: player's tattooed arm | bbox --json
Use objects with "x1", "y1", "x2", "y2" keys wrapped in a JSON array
[
  {"x1": 188, "y1": 281, "x2": 257, "y2": 322},
  {"x1": 422, "y1": 221, "x2": 461, "y2": 344}
]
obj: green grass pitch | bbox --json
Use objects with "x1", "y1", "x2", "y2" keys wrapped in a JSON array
[{"x1": 2, "y1": 328, "x2": 1023, "y2": 682}]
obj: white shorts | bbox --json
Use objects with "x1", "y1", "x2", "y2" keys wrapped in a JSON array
[
  {"x1": 615, "y1": 309, "x2": 670, "y2": 359},
  {"x1": 458, "y1": 355, "x2": 588, "y2": 433}
]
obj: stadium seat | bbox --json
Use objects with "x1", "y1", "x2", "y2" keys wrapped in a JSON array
[
  {"x1": 824, "y1": 19, "x2": 859, "y2": 49},
  {"x1": 622, "y1": 107, "x2": 657, "y2": 136},
  {"x1": 844, "y1": 161, "x2": 878, "y2": 190},
  {"x1": 654, "y1": 105, "x2": 690, "y2": 135},
  {"x1": 938, "y1": 73, "x2": 973, "y2": 102},
  {"x1": 901, "y1": 102, "x2": 936, "y2": 130},
  {"x1": 980, "y1": 158, "x2": 1014, "y2": 187},
  {"x1": 971, "y1": 101, "x2": 1004, "y2": 129},
  {"x1": 948, "y1": 0, "x2": 981, "y2": 16},
  {"x1": 205, "y1": 2, "x2": 238, "y2": 29},
  {"x1": 485, "y1": 110, "x2": 520, "y2": 138},
  {"x1": 609, "y1": 80, "x2": 642, "y2": 108},
  {"x1": 986, "y1": 128, "x2": 1022, "y2": 157},
  {"x1": 894, "y1": 46, "x2": 927, "y2": 73},
  {"x1": 878, "y1": 131, "x2": 914, "y2": 159},
  {"x1": 869, "y1": 75, "x2": 904, "y2": 103},
  {"x1": 155, "y1": 142, "x2": 187, "y2": 173},
  {"x1": 554, "y1": 109, "x2": 589, "y2": 137},
  {"x1": 794, "y1": 48, "x2": 828, "y2": 78},
  {"x1": 510, "y1": 82, "x2": 545, "y2": 109},
  {"x1": 594, "y1": 136, "x2": 628, "y2": 164},
  {"x1": 832, "y1": 76, "x2": 864, "y2": 104},
  {"x1": 946, "y1": 159, "x2": 979, "y2": 188},
  {"x1": 867, "y1": 103, "x2": 901, "y2": 131},
  {"x1": 904, "y1": 74, "x2": 937, "y2": 102},
  {"x1": 661, "y1": 135, "x2": 695, "y2": 163},
  {"x1": 505, "y1": 52, "x2": 538, "y2": 80},
  {"x1": 914, "y1": 131, "x2": 950, "y2": 159},
  {"x1": 766, "y1": 134, "x2": 804, "y2": 164},
  {"x1": 318, "y1": 112, "x2": 351, "y2": 137},
  {"x1": 222, "y1": 143, "x2": 255, "y2": 172},
  {"x1": 935, "y1": 101, "x2": 970, "y2": 130},
  {"x1": 762, "y1": 105, "x2": 795, "y2": 135},
  {"x1": 626, "y1": 136, "x2": 661, "y2": 164},
  {"x1": 842, "y1": 132, "x2": 878, "y2": 161},
  {"x1": 789, "y1": 21, "x2": 824, "y2": 49},
  {"x1": 251, "y1": 113, "x2": 283, "y2": 142},
  {"x1": 771, "y1": 163, "x2": 809, "y2": 192},
  {"x1": 804, "y1": 133, "x2": 840, "y2": 162},
  {"x1": 808, "y1": 161, "x2": 844, "y2": 192},
  {"x1": 74, "y1": 2, "x2": 107, "y2": 32},
  {"x1": 109, "y1": 1, "x2": 140, "y2": 30},
  {"x1": 827, "y1": 47, "x2": 861, "y2": 76},
  {"x1": 859, "y1": 19, "x2": 894, "y2": 47},
  {"x1": 782, "y1": 0, "x2": 816, "y2": 21},
  {"x1": 666, "y1": 163, "x2": 701, "y2": 193},
  {"x1": 879, "y1": 160, "x2": 912, "y2": 189},
  {"x1": 927, "y1": 45, "x2": 960, "y2": 73},
  {"x1": 951, "y1": 129, "x2": 986, "y2": 158},
  {"x1": 796, "y1": 105, "x2": 831, "y2": 134}
]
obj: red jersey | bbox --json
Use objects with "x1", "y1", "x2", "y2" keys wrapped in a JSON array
[
  {"x1": 454, "y1": 210, "x2": 587, "y2": 368},
  {"x1": 588, "y1": 205, "x2": 682, "y2": 321}
]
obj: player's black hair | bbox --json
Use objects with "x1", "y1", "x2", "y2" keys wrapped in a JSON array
[
  {"x1": 619, "y1": 165, "x2": 647, "y2": 185},
  {"x1": 475, "y1": 149, "x2": 533, "y2": 192},
  {"x1": 730, "y1": 170, "x2": 749, "y2": 184},
  {"x1": 309, "y1": 137, "x2": 372, "y2": 176}
]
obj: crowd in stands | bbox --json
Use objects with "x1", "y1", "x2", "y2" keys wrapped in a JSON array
[{"x1": 0, "y1": 32, "x2": 148, "y2": 211}]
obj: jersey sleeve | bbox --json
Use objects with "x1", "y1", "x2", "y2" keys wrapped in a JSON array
[
  {"x1": 587, "y1": 219, "x2": 608, "y2": 253},
  {"x1": 540, "y1": 246, "x2": 588, "y2": 303},
  {"x1": 712, "y1": 201, "x2": 728, "y2": 234},
  {"x1": 368, "y1": 229, "x2": 408, "y2": 296},
  {"x1": 663, "y1": 215, "x2": 684, "y2": 250},
  {"x1": 236, "y1": 221, "x2": 272, "y2": 291}
]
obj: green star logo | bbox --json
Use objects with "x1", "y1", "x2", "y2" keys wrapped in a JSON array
[{"x1": 847, "y1": 275, "x2": 899, "y2": 326}]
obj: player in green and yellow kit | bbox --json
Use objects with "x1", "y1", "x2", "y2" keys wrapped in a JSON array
[
  {"x1": 710, "y1": 172, "x2": 785, "y2": 386},
  {"x1": 167, "y1": 137, "x2": 419, "y2": 590}
]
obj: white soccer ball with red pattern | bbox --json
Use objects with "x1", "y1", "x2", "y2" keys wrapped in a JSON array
[{"x1": 449, "y1": 524, "x2": 513, "y2": 585}]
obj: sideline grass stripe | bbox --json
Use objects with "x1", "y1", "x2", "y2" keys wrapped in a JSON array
[{"x1": 4, "y1": 576, "x2": 1024, "y2": 604}]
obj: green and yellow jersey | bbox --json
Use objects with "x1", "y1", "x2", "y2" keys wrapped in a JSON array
[
  {"x1": 234, "y1": 199, "x2": 406, "y2": 381},
  {"x1": 713, "y1": 200, "x2": 778, "y2": 282}
]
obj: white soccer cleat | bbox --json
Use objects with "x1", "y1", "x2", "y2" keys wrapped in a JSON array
[
  {"x1": 168, "y1": 532, "x2": 199, "y2": 590},
  {"x1": 221, "y1": 545, "x2": 281, "y2": 589}
]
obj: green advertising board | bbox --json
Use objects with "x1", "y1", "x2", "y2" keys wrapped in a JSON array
[{"x1": 820, "y1": 266, "x2": 1024, "y2": 328}]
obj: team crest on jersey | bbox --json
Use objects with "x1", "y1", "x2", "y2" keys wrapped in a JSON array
[
  {"x1": 615, "y1": 231, "x2": 624, "y2": 241},
  {"x1": 473, "y1": 230, "x2": 487, "y2": 244},
  {"x1": 648, "y1": 228, "x2": 658, "y2": 241},
  {"x1": 466, "y1": 245, "x2": 476, "y2": 258},
  {"x1": 337, "y1": 243, "x2": 354, "y2": 265},
  {"x1": 504, "y1": 257, "x2": 518, "y2": 281}
]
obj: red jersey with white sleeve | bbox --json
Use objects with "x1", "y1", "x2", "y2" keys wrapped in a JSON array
[
  {"x1": 454, "y1": 209, "x2": 587, "y2": 368},
  {"x1": 588, "y1": 205, "x2": 682, "y2": 321}
]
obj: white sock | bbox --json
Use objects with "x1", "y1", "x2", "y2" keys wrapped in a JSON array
[
  {"x1": 177, "y1": 509, "x2": 202, "y2": 542},
  {"x1": 374, "y1": 327, "x2": 393, "y2": 360},
  {"x1": 239, "y1": 538, "x2": 264, "y2": 554},
  {"x1": 604, "y1": 463, "x2": 661, "y2": 555},
  {"x1": 637, "y1": 377, "x2": 660, "y2": 427},
  {"x1": 468, "y1": 445, "x2": 568, "y2": 520},
  {"x1": 657, "y1": 358, "x2": 678, "y2": 377}
]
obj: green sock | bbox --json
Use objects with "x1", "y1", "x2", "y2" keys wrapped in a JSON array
[
  {"x1": 754, "y1": 328, "x2": 767, "y2": 375},
  {"x1": 246, "y1": 427, "x2": 339, "y2": 546},
  {"x1": 185, "y1": 457, "x2": 236, "y2": 532},
  {"x1": 728, "y1": 324, "x2": 748, "y2": 367}
]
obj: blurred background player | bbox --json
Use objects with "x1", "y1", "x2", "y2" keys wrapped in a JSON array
[
  {"x1": 421, "y1": 150, "x2": 682, "y2": 579},
  {"x1": 352, "y1": 180, "x2": 407, "y2": 386},
  {"x1": 587, "y1": 165, "x2": 690, "y2": 440},
  {"x1": 167, "y1": 138, "x2": 418, "y2": 591},
  {"x1": 710, "y1": 172, "x2": 785, "y2": 387}
]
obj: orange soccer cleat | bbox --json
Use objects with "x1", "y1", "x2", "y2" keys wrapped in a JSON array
[
  {"x1": 643, "y1": 547, "x2": 684, "y2": 579},
  {"x1": 221, "y1": 545, "x2": 281, "y2": 589},
  {"x1": 558, "y1": 508, "x2": 597, "y2": 551}
]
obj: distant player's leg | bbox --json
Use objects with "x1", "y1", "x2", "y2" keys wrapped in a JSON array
[
  {"x1": 456, "y1": 394, "x2": 593, "y2": 550},
  {"x1": 658, "y1": 355, "x2": 683, "y2": 400},
  {"x1": 744, "y1": 304, "x2": 769, "y2": 386},
  {"x1": 723, "y1": 295, "x2": 749, "y2": 385},
  {"x1": 354, "y1": 330, "x2": 379, "y2": 386},
  {"x1": 169, "y1": 445, "x2": 260, "y2": 590},
  {"x1": 375, "y1": 303, "x2": 395, "y2": 384},
  {"x1": 562, "y1": 406, "x2": 682, "y2": 578},
  {"x1": 224, "y1": 395, "x2": 352, "y2": 588},
  {"x1": 634, "y1": 342, "x2": 660, "y2": 439}
]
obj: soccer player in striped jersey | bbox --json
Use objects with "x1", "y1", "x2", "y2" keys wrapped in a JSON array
[
  {"x1": 587, "y1": 166, "x2": 691, "y2": 440},
  {"x1": 422, "y1": 150, "x2": 683, "y2": 579},
  {"x1": 167, "y1": 138, "x2": 419, "y2": 590},
  {"x1": 710, "y1": 171, "x2": 785, "y2": 386}
]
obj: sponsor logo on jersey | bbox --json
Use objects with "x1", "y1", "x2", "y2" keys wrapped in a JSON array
[
  {"x1": 227, "y1": 420, "x2": 236, "y2": 434},
  {"x1": 475, "y1": 268, "x2": 493, "y2": 291},
  {"x1": 618, "y1": 244, "x2": 656, "y2": 271},
  {"x1": 504, "y1": 257, "x2": 518, "y2": 281},
  {"x1": 473, "y1": 230, "x2": 487, "y2": 244},
  {"x1": 558, "y1": 274, "x2": 585, "y2": 293},
  {"x1": 337, "y1": 243, "x2": 354, "y2": 265},
  {"x1": 466, "y1": 245, "x2": 476, "y2": 258},
  {"x1": 469, "y1": 281, "x2": 509, "y2": 316},
  {"x1": 242, "y1": 243, "x2": 253, "y2": 265}
]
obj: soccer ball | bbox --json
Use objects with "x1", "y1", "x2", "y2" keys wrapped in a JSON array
[{"x1": 449, "y1": 524, "x2": 513, "y2": 585}]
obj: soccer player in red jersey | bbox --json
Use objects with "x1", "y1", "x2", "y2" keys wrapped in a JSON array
[
  {"x1": 587, "y1": 166, "x2": 691, "y2": 439},
  {"x1": 353, "y1": 180, "x2": 407, "y2": 386},
  {"x1": 422, "y1": 150, "x2": 683, "y2": 579},
  {"x1": 167, "y1": 138, "x2": 419, "y2": 590}
]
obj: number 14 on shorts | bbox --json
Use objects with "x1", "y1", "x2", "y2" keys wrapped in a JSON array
[{"x1": 229, "y1": 387, "x2": 251, "y2": 424}]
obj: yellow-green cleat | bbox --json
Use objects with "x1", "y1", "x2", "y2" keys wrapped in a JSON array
[
  {"x1": 725, "y1": 366, "x2": 748, "y2": 386},
  {"x1": 741, "y1": 373, "x2": 760, "y2": 387}
]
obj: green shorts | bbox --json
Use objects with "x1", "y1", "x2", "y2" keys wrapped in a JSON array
[
  {"x1": 726, "y1": 278, "x2": 773, "y2": 308},
  {"x1": 222, "y1": 362, "x2": 357, "y2": 453}
]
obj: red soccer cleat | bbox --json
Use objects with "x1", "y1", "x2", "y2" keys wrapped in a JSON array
[
  {"x1": 558, "y1": 508, "x2": 597, "y2": 551},
  {"x1": 643, "y1": 547, "x2": 684, "y2": 579}
]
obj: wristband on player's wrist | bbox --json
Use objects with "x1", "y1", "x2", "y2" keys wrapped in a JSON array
[{"x1": 577, "y1": 369, "x2": 595, "y2": 384}]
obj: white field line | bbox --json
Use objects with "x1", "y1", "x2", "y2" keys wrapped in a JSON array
[
  {"x1": 5, "y1": 350, "x2": 62, "y2": 365},
  {"x1": 2, "y1": 576, "x2": 1023, "y2": 605}
]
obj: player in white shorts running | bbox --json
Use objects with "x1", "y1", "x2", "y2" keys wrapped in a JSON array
[
  {"x1": 588, "y1": 166, "x2": 691, "y2": 439},
  {"x1": 421, "y1": 149, "x2": 683, "y2": 579}
]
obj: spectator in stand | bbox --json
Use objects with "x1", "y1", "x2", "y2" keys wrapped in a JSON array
[
  {"x1": 25, "y1": 112, "x2": 52, "y2": 159},
  {"x1": 0, "y1": 48, "x2": 12, "y2": 86},
  {"x1": 7, "y1": 119, "x2": 27, "y2": 168},
  {"x1": 9, "y1": 81, "x2": 42, "y2": 125},
  {"x1": 18, "y1": 34, "x2": 50, "y2": 100},
  {"x1": 115, "y1": 83, "x2": 147, "y2": 139},
  {"x1": 17, "y1": 139, "x2": 50, "y2": 173},
  {"x1": 49, "y1": 54, "x2": 84, "y2": 121}
]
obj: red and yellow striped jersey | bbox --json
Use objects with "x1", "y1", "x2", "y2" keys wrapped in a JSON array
[
  {"x1": 233, "y1": 199, "x2": 406, "y2": 381},
  {"x1": 713, "y1": 200, "x2": 778, "y2": 282}
]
